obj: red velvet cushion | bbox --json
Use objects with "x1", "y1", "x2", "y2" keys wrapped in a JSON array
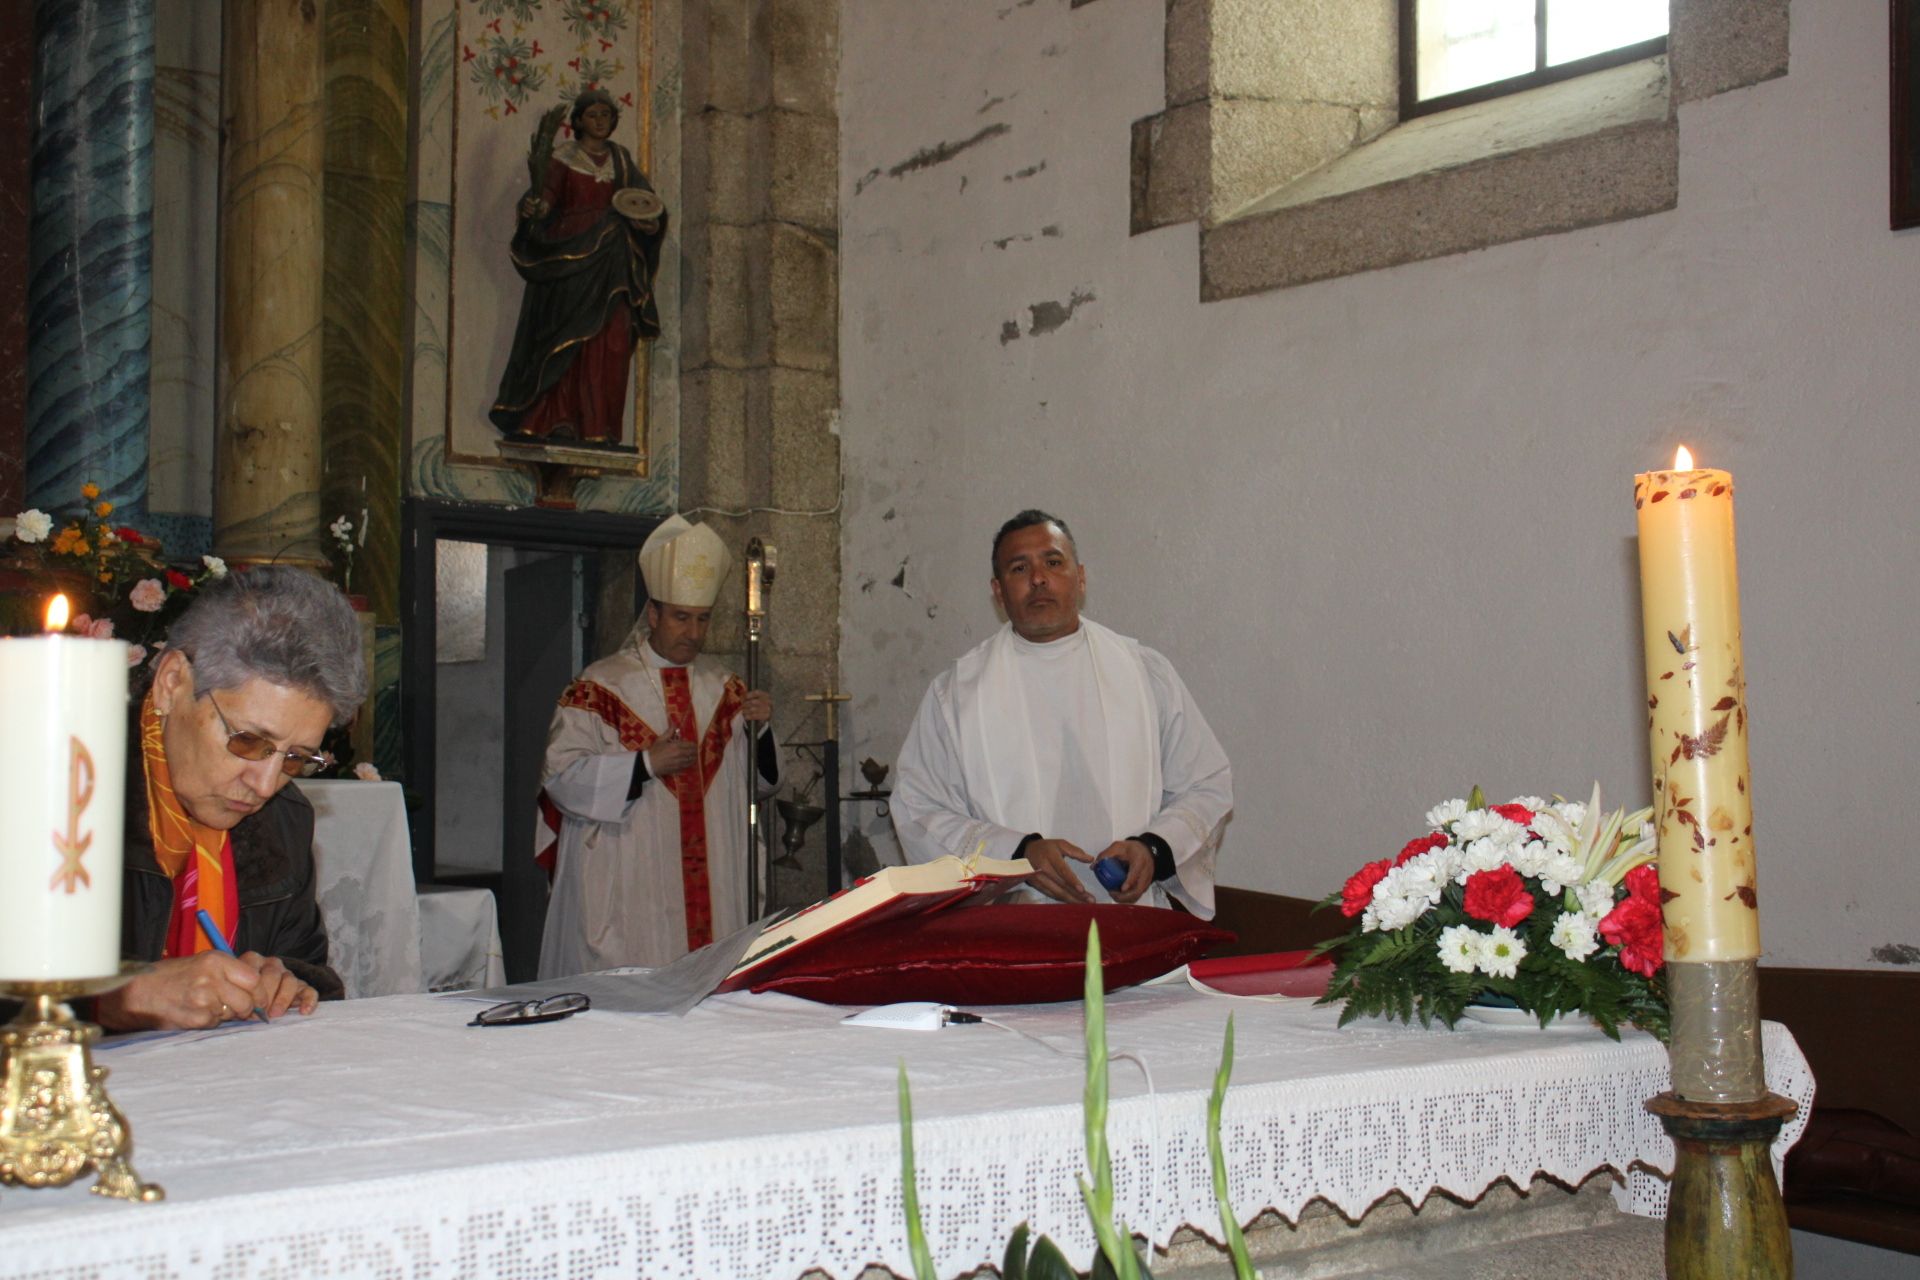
[
  {"x1": 1188, "y1": 950, "x2": 1335, "y2": 999},
  {"x1": 743, "y1": 903, "x2": 1235, "y2": 1005}
]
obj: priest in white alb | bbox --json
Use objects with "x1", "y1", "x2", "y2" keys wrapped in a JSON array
[
  {"x1": 892, "y1": 510, "x2": 1230, "y2": 916},
  {"x1": 535, "y1": 516, "x2": 779, "y2": 977}
]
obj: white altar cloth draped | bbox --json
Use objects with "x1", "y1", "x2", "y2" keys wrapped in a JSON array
[{"x1": 0, "y1": 986, "x2": 1811, "y2": 1279}]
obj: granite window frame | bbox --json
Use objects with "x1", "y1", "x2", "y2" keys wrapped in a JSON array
[{"x1": 1127, "y1": 0, "x2": 1789, "y2": 300}]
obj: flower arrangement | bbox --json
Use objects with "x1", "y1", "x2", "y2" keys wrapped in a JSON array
[
  {"x1": 2, "y1": 483, "x2": 227, "y2": 661},
  {"x1": 1317, "y1": 784, "x2": 1670, "y2": 1040}
]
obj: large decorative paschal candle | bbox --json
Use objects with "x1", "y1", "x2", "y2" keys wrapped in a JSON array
[
  {"x1": 0, "y1": 595, "x2": 129, "y2": 980},
  {"x1": 1634, "y1": 447, "x2": 1758, "y2": 964}
]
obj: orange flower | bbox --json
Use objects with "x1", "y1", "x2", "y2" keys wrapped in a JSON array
[
  {"x1": 94, "y1": 501, "x2": 113, "y2": 518},
  {"x1": 51, "y1": 527, "x2": 89, "y2": 556},
  {"x1": 81, "y1": 482, "x2": 100, "y2": 500}
]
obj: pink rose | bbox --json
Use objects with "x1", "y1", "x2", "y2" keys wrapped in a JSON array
[
  {"x1": 125, "y1": 644, "x2": 146, "y2": 667},
  {"x1": 129, "y1": 578, "x2": 167, "y2": 613},
  {"x1": 354, "y1": 762, "x2": 382, "y2": 782}
]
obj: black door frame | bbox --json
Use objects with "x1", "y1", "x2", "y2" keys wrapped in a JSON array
[{"x1": 400, "y1": 498, "x2": 662, "y2": 884}]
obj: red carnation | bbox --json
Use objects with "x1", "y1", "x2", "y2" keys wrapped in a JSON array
[
  {"x1": 1463, "y1": 865, "x2": 1535, "y2": 928},
  {"x1": 115, "y1": 527, "x2": 145, "y2": 545},
  {"x1": 1396, "y1": 831, "x2": 1449, "y2": 866},
  {"x1": 1340, "y1": 858, "x2": 1391, "y2": 917},
  {"x1": 165, "y1": 568, "x2": 192, "y2": 591},
  {"x1": 1599, "y1": 892, "x2": 1664, "y2": 977},
  {"x1": 1490, "y1": 802, "x2": 1536, "y2": 826},
  {"x1": 1621, "y1": 863, "x2": 1661, "y2": 905}
]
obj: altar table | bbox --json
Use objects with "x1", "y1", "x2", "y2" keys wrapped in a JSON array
[{"x1": 0, "y1": 986, "x2": 1812, "y2": 1279}]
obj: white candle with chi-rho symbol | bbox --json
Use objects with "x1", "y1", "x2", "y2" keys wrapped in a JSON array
[{"x1": 0, "y1": 595, "x2": 128, "y2": 980}]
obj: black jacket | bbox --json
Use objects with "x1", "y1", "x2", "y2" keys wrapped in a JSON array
[{"x1": 120, "y1": 765, "x2": 345, "y2": 1001}]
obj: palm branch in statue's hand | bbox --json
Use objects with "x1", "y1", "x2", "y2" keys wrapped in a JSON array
[{"x1": 521, "y1": 104, "x2": 569, "y2": 220}]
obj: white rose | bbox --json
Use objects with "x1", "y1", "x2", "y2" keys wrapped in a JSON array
[{"x1": 203, "y1": 555, "x2": 228, "y2": 578}]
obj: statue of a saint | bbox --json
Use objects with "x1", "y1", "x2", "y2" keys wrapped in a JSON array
[{"x1": 489, "y1": 89, "x2": 667, "y2": 444}]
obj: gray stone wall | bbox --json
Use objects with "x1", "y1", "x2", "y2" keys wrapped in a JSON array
[{"x1": 680, "y1": 0, "x2": 843, "y2": 908}]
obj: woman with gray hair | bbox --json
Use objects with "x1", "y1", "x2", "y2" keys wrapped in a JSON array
[{"x1": 95, "y1": 567, "x2": 366, "y2": 1031}]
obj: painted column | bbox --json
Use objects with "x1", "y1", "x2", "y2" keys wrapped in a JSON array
[
  {"x1": 323, "y1": 0, "x2": 408, "y2": 623},
  {"x1": 217, "y1": 0, "x2": 326, "y2": 567},
  {"x1": 26, "y1": 0, "x2": 155, "y2": 523}
]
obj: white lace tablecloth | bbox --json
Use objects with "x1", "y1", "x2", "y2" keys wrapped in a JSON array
[{"x1": 0, "y1": 987, "x2": 1812, "y2": 1280}]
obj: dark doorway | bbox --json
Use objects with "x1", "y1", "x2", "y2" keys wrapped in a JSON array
[{"x1": 400, "y1": 500, "x2": 660, "y2": 980}]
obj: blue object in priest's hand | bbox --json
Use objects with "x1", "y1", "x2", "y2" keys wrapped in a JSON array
[{"x1": 1093, "y1": 857, "x2": 1128, "y2": 891}]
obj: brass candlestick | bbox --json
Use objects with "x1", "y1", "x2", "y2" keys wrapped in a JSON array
[{"x1": 0, "y1": 967, "x2": 162, "y2": 1202}]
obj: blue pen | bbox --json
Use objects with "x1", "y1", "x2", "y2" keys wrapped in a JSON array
[{"x1": 196, "y1": 909, "x2": 272, "y2": 1025}]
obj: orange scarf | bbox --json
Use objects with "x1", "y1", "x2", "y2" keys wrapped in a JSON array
[{"x1": 140, "y1": 690, "x2": 240, "y2": 957}]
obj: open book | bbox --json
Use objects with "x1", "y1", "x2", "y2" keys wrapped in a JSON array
[{"x1": 717, "y1": 852, "x2": 1033, "y2": 991}]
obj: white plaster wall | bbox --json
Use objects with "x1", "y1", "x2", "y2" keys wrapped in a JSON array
[{"x1": 838, "y1": 0, "x2": 1920, "y2": 969}]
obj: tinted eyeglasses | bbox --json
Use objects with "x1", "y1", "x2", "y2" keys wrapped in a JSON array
[
  {"x1": 468, "y1": 993, "x2": 591, "y2": 1028},
  {"x1": 206, "y1": 690, "x2": 335, "y2": 778}
]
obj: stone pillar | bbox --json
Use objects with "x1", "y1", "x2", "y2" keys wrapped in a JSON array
[
  {"x1": 681, "y1": 0, "x2": 842, "y2": 910},
  {"x1": 217, "y1": 0, "x2": 326, "y2": 567},
  {"x1": 26, "y1": 0, "x2": 155, "y2": 521}
]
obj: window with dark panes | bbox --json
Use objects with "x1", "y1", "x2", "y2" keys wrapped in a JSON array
[{"x1": 1401, "y1": 0, "x2": 1669, "y2": 117}]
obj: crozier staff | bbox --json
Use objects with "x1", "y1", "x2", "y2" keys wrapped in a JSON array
[
  {"x1": 94, "y1": 567, "x2": 363, "y2": 1030},
  {"x1": 892, "y1": 510, "x2": 1231, "y2": 915},
  {"x1": 535, "y1": 516, "x2": 779, "y2": 978}
]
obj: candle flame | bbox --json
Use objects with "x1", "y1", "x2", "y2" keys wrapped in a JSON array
[
  {"x1": 44, "y1": 593, "x2": 69, "y2": 632},
  {"x1": 1674, "y1": 445, "x2": 1695, "y2": 470}
]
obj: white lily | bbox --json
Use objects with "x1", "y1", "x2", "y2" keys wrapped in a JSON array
[{"x1": 1532, "y1": 782, "x2": 1658, "y2": 889}]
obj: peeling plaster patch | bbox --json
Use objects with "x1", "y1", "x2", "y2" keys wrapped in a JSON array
[
  {"x1": 1041, "y1": 43, "x2": 1065, "y2": 57},
  {"x1": 999, "y1": 320, "x2": 1021, "y2": 345},
  {"x1": 1042, "y1": 224, "x2": 1062, "y2": 237},
  {"x1": 1027, "y1": 288, "x2": 1096, "y2": 337},
  {"x1": 858, "y1": 575, "x2": 876, "y2": 594},
  {"x1": 890, "y1": 559, "x2": 914, "y2": 596},
  {"x1": 978, "y1": 95, "x2": 1007, "y2": 115},
  {"x1": 1871, "y1": 942, "x2": 1920, "y2": 964},
  {"x1": 927, "y1": 606, "x2": 939, "y2": 619},
  {"x1": 990, "y1": 232, "x2": 1033, "y2": 250},
  {"x1": 882, "y1": 507, "x2": 896, "y2": 521},
  {"x1": 1004, "y1": 161, "x2": 1047, "y2": 182},
  {"x1": 995, "y1": 0, "x2": 1038, "y2": 16},
  {"x1": 856, "y1": 123, "x2": 1013, "y2": 195}
]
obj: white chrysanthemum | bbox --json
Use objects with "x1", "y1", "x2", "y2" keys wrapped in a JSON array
[
  {"x1": 1550, "y1": 911, "x2": 1601, "y2": 962},
  {"x1": 1551, "y1": 800, "x2": 1588, "y2": 831},
  {"x1": 1507, "y1": 838, "x2": 1553, "y2": 880},
  {"x1": 1369, "y1": 881, "x2": 1431, "y2": 932},
  {"x1": 1477, "y1": 926, "x2": 1527, "y2": 979},
  {"x1": 1575, "y1": 879, "x2": 1618, "y2": 919},
  {"x1": 1453, "y1": 809, "x2": 1508, "y2": 843},
  {"x1": 1539, "y1": 851, "x2": 1584, "y2": 896},
  {"x1": 1425, "y1": 798, "x2": 1468, "y2": 829},
  {"x1": 203, "y1": 555, "x2": 228, "y2": 578},
  {"x1": 1459, "y1": 835, "x2": 1519, "y2": 880},
  {"x1": 1510, "y1": 795, "x2": 1549, "y2": 813},
  {"x1": 13, "y1": 509, "x2": 51, "y2": 542},
  {"x1": 1438, "y1": 925, "x2": 1481, "y2": 974}
]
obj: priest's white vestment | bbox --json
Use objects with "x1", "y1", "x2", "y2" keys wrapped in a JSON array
[
  {"x1": 891, "y1": 619, "x2": 1231, "y2": 916},
  {"x1": 537, "y1": 633, "x2": 776, "y2": 978}
]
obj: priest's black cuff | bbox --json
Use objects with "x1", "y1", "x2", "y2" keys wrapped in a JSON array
[
  {"x1": 1133, "y1": 833, "x2": 1177, "y2": 882},
  {"x1": 1015, "y1": 832, "x2": 1043, "y2": 858},
  {"x1": 628, "y1": 750, "x2": 652, "y2": 801},
  {"x1": 756, "y1": 731, "x2": 779, "y2": 785}
]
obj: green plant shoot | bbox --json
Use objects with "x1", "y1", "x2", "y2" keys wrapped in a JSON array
[
  {"x1": 1207, "y1": 1015, "x2": 1257, "y2": 1280},
  {"x1": 898, "y1": 1061, "x2": 938, "y2": 1280}
]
